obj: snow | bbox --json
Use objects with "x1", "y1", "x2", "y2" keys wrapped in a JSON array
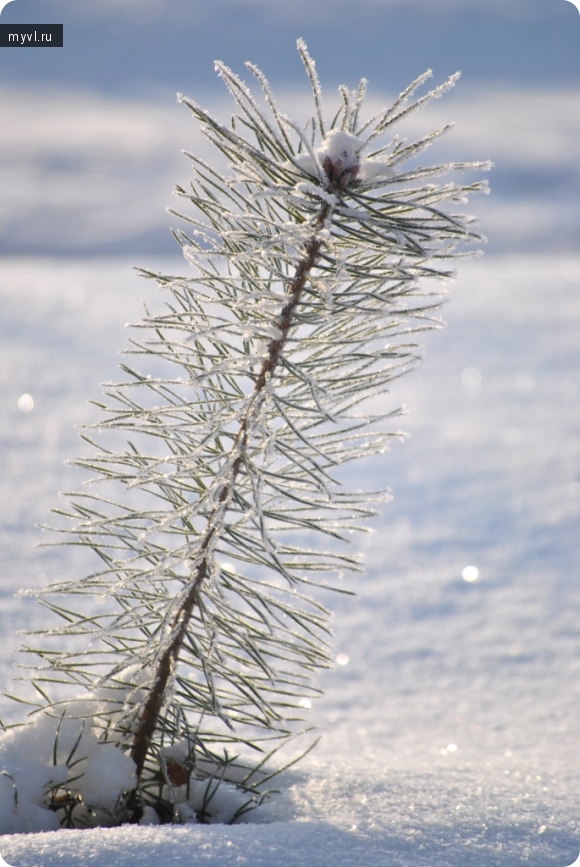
[
  {"x1": 0, "y1": 251, "x2": 578, "y2": 863},
  {"x1": 0, "y1": 706, "x2": 137, "y2": 833},
  {"x1": 293, "y1": 128, "x2": 395, "y2": 185},
  {"x1": 1, "y1": 820, "x2": 435, "y2": 867}
]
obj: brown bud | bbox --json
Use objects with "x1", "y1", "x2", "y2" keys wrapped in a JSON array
[{"x1": 165, "y1": 757, "x2": 195, "y2": 787}]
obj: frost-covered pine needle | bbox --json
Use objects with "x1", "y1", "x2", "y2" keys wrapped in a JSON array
[{"x1": 1, "y1": 40, "x2": 489, "y2": 831}]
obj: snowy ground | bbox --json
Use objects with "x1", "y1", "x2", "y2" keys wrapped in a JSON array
[{"x1": 0, "y1": 252, "x2": 579, "y2": 865}]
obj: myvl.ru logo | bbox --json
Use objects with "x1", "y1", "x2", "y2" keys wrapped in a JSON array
[
  {"x1": 0, "y1": 0, "x2": 63, "y2": 46},
  {"x1": 0, "y1": 22, "x2": 63, "y2": 47}
]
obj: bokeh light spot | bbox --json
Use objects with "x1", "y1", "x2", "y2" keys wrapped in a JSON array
[
  {"x1": 462, "y1": 565, "x2": 479, "y2": 582},
  {"x1": 462, "y1": 367, "x2": 482, "y2": 389},
  {"x1": 17, "y1": 393, "x2": 34, "y2": 413}
]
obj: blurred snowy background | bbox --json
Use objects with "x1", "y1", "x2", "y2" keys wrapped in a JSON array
[
  {"x1": 0, "y1": 0, "x2": 579, "y2": 257},
  {"x1": 1, "y1": 1, "x2": 579, "y2": 865}
]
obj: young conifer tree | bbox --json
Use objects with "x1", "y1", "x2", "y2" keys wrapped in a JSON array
[{"x1": 0, "y1": 41, "x2": 489, "y2": 831}]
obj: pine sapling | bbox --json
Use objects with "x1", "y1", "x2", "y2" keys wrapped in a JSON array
[{"x1": 0, "y1": 41, "x2": 489, "y2": 832}]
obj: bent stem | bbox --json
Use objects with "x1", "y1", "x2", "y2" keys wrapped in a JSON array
[{"x1": 129, "y1": 206, "x2": 330, "y2": 779}]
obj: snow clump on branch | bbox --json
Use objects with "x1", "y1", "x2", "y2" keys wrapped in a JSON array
[{"x1": 293, "y1": 129, "x2": 395, "y2": 188}]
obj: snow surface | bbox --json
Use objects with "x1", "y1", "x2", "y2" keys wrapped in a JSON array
[{"x1": 0, "y1": 253, "x2": 579, "y2": 865}]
